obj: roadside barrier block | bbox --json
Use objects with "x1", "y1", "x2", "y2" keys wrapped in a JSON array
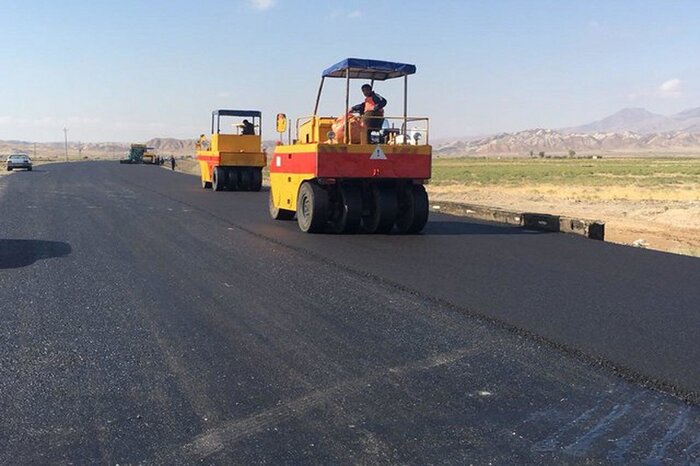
[
  {"x1": 559, "y1": 216, "x2": 605, "y2": 240},
  {"x1": 522, "y1": 213, "x2": 560, "y2": 232},
  {"x1": 431, "y1": 201, "x2": 605, "y2": 241}
]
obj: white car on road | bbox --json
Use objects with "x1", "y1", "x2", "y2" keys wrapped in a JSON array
[{"x1": 6, "y1": 154, "x2": 33, "y2": 171}]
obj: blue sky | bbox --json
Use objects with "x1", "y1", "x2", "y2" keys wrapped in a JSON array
[{"x1": 1, "y1": 0, "x2": 699, "y2": 142}]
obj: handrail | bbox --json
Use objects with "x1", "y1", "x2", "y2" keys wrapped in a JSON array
[{"x1": 294, "y1": 115, "x2": 431, "y2": 145}]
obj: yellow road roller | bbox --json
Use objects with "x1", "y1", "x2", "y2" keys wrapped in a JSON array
[{"x1": 196, "y1": 109, "x2": 266, "y2": 191}]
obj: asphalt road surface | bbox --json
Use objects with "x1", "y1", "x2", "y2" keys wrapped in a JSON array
[{"x1": 1, "y1": 161, "x2": 699, "y2": 464}]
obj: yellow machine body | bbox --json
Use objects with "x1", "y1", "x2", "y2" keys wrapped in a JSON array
[{"x1": 197, "y1": 134, "x2": 266, "y2": 185}]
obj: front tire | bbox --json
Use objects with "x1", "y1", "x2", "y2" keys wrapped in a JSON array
[
  {"x1": 269, "y1": 189, "x2": 295, "y2": 220},
  {"x1": 297, "y1": 182, "x2": 329, "y2": 233}
]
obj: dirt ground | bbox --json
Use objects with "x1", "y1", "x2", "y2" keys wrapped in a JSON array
[{"x1": 427, "y1": 183, "x2": 700, "y2": 257}]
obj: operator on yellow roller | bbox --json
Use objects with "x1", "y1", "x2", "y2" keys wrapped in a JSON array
[
  {"x1": 241, "y1": 119, "x2": 255, "y2": 135},
  {"x1": 349, "y1": 84, "x2": 387, "y2": 144}
]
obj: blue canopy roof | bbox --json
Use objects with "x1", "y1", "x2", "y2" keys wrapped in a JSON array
[
  {"x1": 322, "y1": 58, "x2": 416, "y2": 80},
  {"x1": 213, "y1": 109, "x2": 261, "y2": 118}
]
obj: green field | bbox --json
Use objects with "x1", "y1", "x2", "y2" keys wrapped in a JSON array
[{"x1": 431, "y1": 157, "x2": 700, "y2": 188}]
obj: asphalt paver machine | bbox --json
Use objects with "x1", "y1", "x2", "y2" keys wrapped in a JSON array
[{"x1": 119, "y1": 144, "x2": 158, "y2": 164}]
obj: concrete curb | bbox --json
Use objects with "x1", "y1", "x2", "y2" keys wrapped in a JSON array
[{"x1": 430, "y1": 200, "x2": 605, "y2": 241}]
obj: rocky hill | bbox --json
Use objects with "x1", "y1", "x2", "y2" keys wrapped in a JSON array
[
  {"x1": 145, "y1": 138, "x2": 196, "y2": 154},
  {"x1": 0, "y1": 137, "x2": 277, "y2": 159},
  {"x1": 436, "y1": 106, "x2": 700, "y2": 156},
  {"x1": 435, "y1": 129, "x2": 700, "y2": 157}
]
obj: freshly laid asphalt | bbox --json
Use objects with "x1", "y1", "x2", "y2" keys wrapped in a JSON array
[{"x1": 0, "y1": 161, "x2": 699, "y2": 464}]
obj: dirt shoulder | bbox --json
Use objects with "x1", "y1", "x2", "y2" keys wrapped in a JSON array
[{"x1": 427, "y1": 184, "x2": 700, "y2": 257}]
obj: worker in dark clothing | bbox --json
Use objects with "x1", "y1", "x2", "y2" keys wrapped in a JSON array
[
  {"x1": 241, "y1": 119, "x2": 255, "y2": 135},
  {"x1": 350, "y1": 84, "x2": 387, "y2": 144},
  {"x1": 169, "y1": 155, "x2": 176, "y2": 171}
]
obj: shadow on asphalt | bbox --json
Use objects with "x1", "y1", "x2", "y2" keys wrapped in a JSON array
[
  {"x1": 0, "y1": 239, "x2": 72, "y2": 269},
  {"x1": 422, "y1": 220, "x2": 543, "y2": 236}
]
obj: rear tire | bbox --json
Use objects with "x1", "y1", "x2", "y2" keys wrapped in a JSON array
[
  {"x1": 362, "y1": 184, "x2": 398, "y2": 234},
  {"x1": 396, "y1": 184, "x2": 429, "y2": 234},
  {"x1": 269, "y1": 189, "x2": 295, "y2": 220},
  {"x1": 251, "y1": 168, "x2": 263, "y2": 192},
  {"x1": 239, "y1": 168, "x2": 252, "y2": 191},
  {"x1": 27, "y1": 167, "x2": 32, "y2": 171},
  {"x1": 330, "y1": 184, "x2": 362, "y2": 234},
  {"x1": 297, "y1": 182, "x2": 329, "y2": 233},
  {"x1": 226, "y1": 168, "x2": 239, "y2": 191}
]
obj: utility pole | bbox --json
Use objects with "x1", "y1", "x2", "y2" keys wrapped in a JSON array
[
  {"x1": 78, "y1": 141, "x2": 83, "y2": 159},
  {"x1": 63, "y1": 127, "x2": 69, "y2": 161}
]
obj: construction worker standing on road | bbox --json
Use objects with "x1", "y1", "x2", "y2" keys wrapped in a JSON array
[
  {"x1": 169, "y1": 155, "x2": 176, "y2": 171},
  {"x1": 350, "y1": 84, "x2": 387, "y2": 144}
]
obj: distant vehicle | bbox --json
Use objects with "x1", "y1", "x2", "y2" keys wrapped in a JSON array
[
  {"x1": 119, "y1": 144, "x2": 159, "y2": 165},
  {"x1": 6, "y1": 154, "x2": 32, "y2": 171}
]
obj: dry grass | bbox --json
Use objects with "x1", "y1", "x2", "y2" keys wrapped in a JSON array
[{"x1": 430, "y1": 157, "x2": 700, "y2": 257}]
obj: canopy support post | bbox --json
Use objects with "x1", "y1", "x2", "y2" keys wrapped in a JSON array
[
  {"x1": 345, "y1": 69, "x2": 350, "y2": 144},
  {"x1": 403, "y1": 75, "x2": 408, "y2": 143},
  {"x1": 313, "y1": 77, "x2": 325, "y2": 116}
]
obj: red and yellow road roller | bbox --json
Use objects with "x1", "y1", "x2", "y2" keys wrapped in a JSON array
[{"x1": 269, "y1": 58, "x2": 431, "y2": 233}]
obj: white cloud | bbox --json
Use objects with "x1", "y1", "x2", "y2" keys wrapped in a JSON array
[
  {"x1": 658, "y1": 78, "x2": 682, "y2": 98},
  {"x1": 249, "y1": 0, "x2": 274, "y2": 11},
  {"x1": 329, "y1": 9, "x2": 362, "y2": 19}
]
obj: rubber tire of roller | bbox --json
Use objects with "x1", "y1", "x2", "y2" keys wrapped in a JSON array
[
  {"x1": 362, "y1": 184, "x2": 398, "y2": 234},
  {"x1": 251, "y1": 168, "x2": 263, "y2": 192},
  {"x1": 330, "y1": 184, "x2": 362, "y2": 234},
  {"x1": 226, "y1": 168, "x2": 239, "y2": 191},
  {"x1": 239, "y1": 168, "x2": 252, "y2": 191},
  {"x1": 395, "y1": 184, "x2": 429, "y2": 234},
  {"x1": 269, "y1": 189, "x2": 295, "y2": 220},
  {"x1": 297, "y1": 182, "x2": 329, "y2": 233},
  {"x1": 212, "y1": 166, "x2": 225, "y2": 191}
]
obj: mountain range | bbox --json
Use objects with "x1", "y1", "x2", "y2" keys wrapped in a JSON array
[
  {"x1": 3, "y1": 107, "x2": 700, "y2": 158},
  {"x1": 435, "y1": 107, "x2": 700, "y2": 156}
]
